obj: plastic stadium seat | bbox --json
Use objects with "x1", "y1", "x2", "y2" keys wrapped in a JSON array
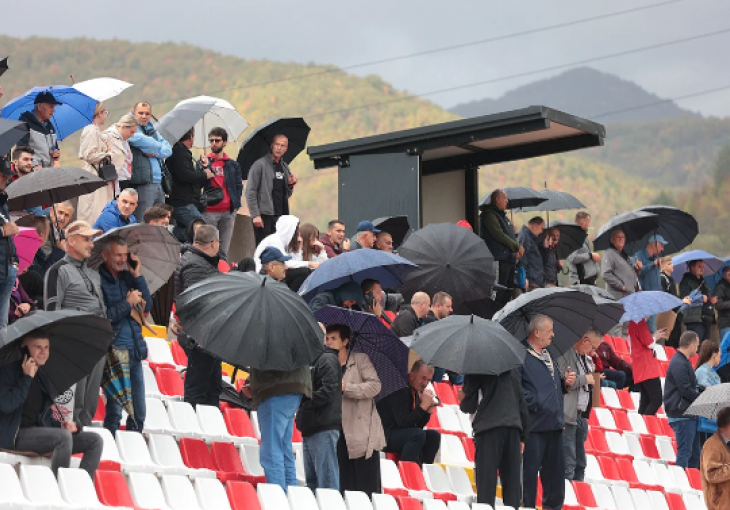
[
  {"x1": 652, "y1": 462, "x2": 682, "y2": 493},
  {"x1": 372, "y1": 493, "x2": 400, "y2": 510},
  {"x1": 631, "y1": 392, "x2": 642, "y2": 411},
  {"x1": 145, "y1": 336, "x2": 179, "y2": 369},
  {"x1": 587, "y1": 429, "x2": 609, "y2": 455},
  {"x1": 633, "y1": 459, "x2": 664, "y2": 489},
  {"x1": 435, "y1": 407, "x2": 467, "y2": 438},
  {"x1": 647, "y1": 490, "x2": 671, "y2": 510},
  {"x1": 127, "y1": 471, "x2": 172, "y2": 510},
  {"x1": 95, "y1": 469, "x2": 139, "y2": 509},
  {"x1": 84, "y1": 426, "x2": 123, "y2": 471},
  {"x1": 179, "y1": 437, "x2": 247, "y2": 484},
  {"x1": 594, "y1": 407, "x2": 619, "y2": 431},
  {"x1": 616, "y1": 457, "x2": 663, "y2": 492},
  {"x1": 639, "y1": 434, "x2": 662, "y2": 461},
  {"x1": 145, "y1": 397, "x2": 175, "y2": 434},
  {"x1": 617, "y1": 389, "x2": 636, "y2": 411},
  {"x1": 240, "y1": 444, "x2": 266, "y2": 481},
  {"x1": 293, "y1": 443, "x2": 306, "y2": 486},
  {"x1": 591, "y1": 482, "x2": 619, "y2": 510},
  {"x1": 224, "y1": 408, "x2": 259, "y2": 443},
  {"x1": 585, "y1": 454, "x2": 612, "y2": 486},
  {"x1": 433, "y1": 382, "x2": 458, "y2": 406},
  {"x1": 454, "y1": 410, "x2": 473, "y2": 437},
  {"x1": 287, "y1": 485, "x2": 319, "y2": 510},
  {"x1": 226, "y1": 481, "x2": 262, "y2": 510},
  {"x1": 399, "y1": 461, "x2": 456, "y2": 502},
  {"x1": 148, "y1": 433, "x2": 216, "y2": 479},
  {"x1": 143, "y1": 363, "x2": 165, "y2": 399},
  {"x1": 292, "y1": 421, "x2": 303, "y2": 444},
  {"x1": 168, "y1": 401, "x2": 223, "y2": 441},
  {"x1": 315, "y1": 488, "x2": 348, "y2": 510},
  {"x1": 611, "y1": 409, "x2": 633, "y2": 432},
  {"x1": 344, "y1": 490, "x2": 375, "y2": 510},
  {"x1": 613, "y1": 336, "x2": 630, "y2": 355},
  {"x1": 198, "y1": 405, "x2": 257, "y2": 446},
  {"x1": 460, "y1": 437, "x2": 475, "y2": 462},
  {"x1": 668, "y1": 465, "x2": 702, "y2": 496},
  {"x1": 588, "y1": 408, "x2": 601, "y2": 429},
  {"x1": 422, "y1": 500, "x2": 448, "y2": 510},
  {"x1": 257, "y1": 482, "x2": 292, "y2": 510},
  {"x1": 659, "y1": 417, "x2": 675, "y2": 438},
  {"x1": 471, "y1": 505, "x2": 494, "y2": 510},
  {"x1": 656, "y1": 436, "x2": 677, "y2": 464},
  {"x1": 625, "y1": 433, "x2": 648, "y2": 462},
  {"x1": 685, "y1": 468, "x2": 702, "y2": 491},
  {"x1": 665, "y1": 492, "x2": 688, "y2": 510},
  {"x1": 654, "y1": 344, "x2": 668, "y2": 361},
  {"x1": 0, "y1": 463, "x2": 37, "y2": 508},
  {"x1": 161, "y1": 474, "x2": 204, "y2": 510},
  {"x1": 380, "y1": 458, "x2": 423, "y2": 500},
  {"x1": 397, "y1": 496, "x2": 425, "y2": 510},
  {"x1": 211, "y1": 441, "x2": 265, "y2": 485},
  {"x1": 443, "y1": 466, "x2": 476, "y2": 504},
  {"x1": 604, "y1": 431, "x2": 633, "y2": 459},
  {"x1": 682, "y1": 493, "x2": 706, "y2": 510},
  {"x1": 644, "y1": 415, "x2": 664, "y2": 436},
  {"x1": 445, "y1": 502, "x2": 470, "y2": 510},
  {"x1": 194, "y1": 477, "x2": 233, "y2": 510},
  {"x1": 563, "y1": 479, "x2": 580, "y2": 507},
  {"x1": 610, "y1": 485, "x2": 637, "y2": 510},
  {"x1": 438, "y1": 434, "x2": 472, "y2": 467},
  {"x1": 627, "y1": 412, "x2": 650, "y2": 436},
  {"x1": 250, "y1": 411, "x2": 262, "y2": 439},
  {"x1": 93, "y1": 393, "x2": 106, "y2": 425},
  {"x1": 157, "y1": 367, "x2": 186, "y2": 400},
  {"x1": 629, "y1": 487, "x2": 654, "y2": 510},
  {"x1": 116, "y1": 429, "x2": 171, "y2": 474},
  {"x1": 602, "y1": 387, "x2": 622, "y2": 409},
  {"x1": 597, "y1": 455, "x2": 631, "y2": 485},
  {"x1": 171, "y1": 340, "x2": 189, "y2": 367},
  {"x1": 423, "y1": 464, "x2": 472, "y2": 504},
  {"x1": 571, "y1": 481, "x2": 598, "y2": 507}
]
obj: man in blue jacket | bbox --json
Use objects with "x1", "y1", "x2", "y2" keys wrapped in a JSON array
[
  {"x1": 636, "y1": 234, "x2": 668, "y2": 332},
  {"x1": 518, "y1": 217, "x2": 546, "y2": 290},
  {"x1": 518, "y1": 315, "x2": 575, "y2": 510},
  {"x1": 98, "y1": 236, "x2": 152, "y2": 435},
  {"x1": 93, "y1": 189, "x2": 139, "y2": 234}
]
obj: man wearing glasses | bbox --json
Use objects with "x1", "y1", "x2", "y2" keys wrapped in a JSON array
[{"x1": 202, "y1": 127, "x2": 243, "y2": 262}]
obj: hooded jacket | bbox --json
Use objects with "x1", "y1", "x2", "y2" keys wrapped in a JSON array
[
  {"x1": 296, "y1": 347, "x2": 342, "y2": 437},
  {"x1": 252, "y1": 215, "x2": 310, "y2": 272},
  {"x1": 308, "y1": 281, "x2": 365, "y2": 313},
  {"x1": 92, "y1": 200, "x2": 137, "y2": 234},
  {"x1": 18, "y1": 111, "x2": 57, "y2": 168}
]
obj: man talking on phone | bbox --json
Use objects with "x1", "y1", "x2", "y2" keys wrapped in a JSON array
[{"x1": 99, "y1": 235, "x2": 152, "y2": 435}]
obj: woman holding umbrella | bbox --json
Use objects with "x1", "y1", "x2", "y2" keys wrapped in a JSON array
[
  {"x1": 325, "y1": 323, "x2": 385, "y2": 496},
  {"x1": 77, "y1": 102, "x2": 112, "y2": 224}
]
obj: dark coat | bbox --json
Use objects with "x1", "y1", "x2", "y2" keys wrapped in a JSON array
[
  {"x1": 174, "y1": 246, "x2": 220, "y2": 349},
  {"x1": 92, "y1": 200, "x2": 137, "y2": 233},
  {"x1": 480, "y1": 204, "x2": 519, "y2": 263},
  {"x1": 664, "y1": 351, "x2": 701, "y2": 418},
  {"x1": 296, "y1": 347, "x2": 342, "y2": 437},
  {"x1": 679, "y1": 272, "x2": 712, "y2": 324},
  {"x1": 517, "y1": 341, "x2": 566, "y2": 432},
  {"x1": 390, "y1": 306, "x2": 426, "y2": 338},
  {"x1": 206, "y1": 157, "x2": 243, "y2": 212},
  {"x1": 518, "y1": 226, "x2": 544, "y2": 287},
  {"x1": 713, "y1": 279, "x2": 730, "y2": 331},
  {"x1": 376, "y1": 386, "x2": 432, "y2": 440},
  {"x1": 0, "y1": 194, "x2": 18, "y2": 282},
  {"x1": 460, "y1": 370, "x2": 530, "y2": 442},
  {"x1": 167, "y1": 142, "x2": 209, "y2": 208}
]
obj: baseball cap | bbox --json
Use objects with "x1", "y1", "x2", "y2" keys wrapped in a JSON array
[
  {"x1": 356, "y1": 220, "x2": 381, "y2": 233},
  {"x1": 260, "y1": 246, "x2": 292, "y2": 264},
  {"x1": 34, "y1": 90, "x2": 62, "y2": 106},
  {"x1": 65, "y1": 220, "x2": 101, "y2": 238},
  {"x1": 648, "y1": 234, "x2": 668, "y2": 245}
]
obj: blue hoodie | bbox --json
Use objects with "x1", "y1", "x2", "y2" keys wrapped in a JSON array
[{"x1": 93, "y1": 200, "x2": 137, "y2": 233}]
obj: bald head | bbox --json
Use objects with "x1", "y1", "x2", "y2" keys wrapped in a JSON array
[{"x1": 411, "y1": 292, "x2": 431, "y2": 319}]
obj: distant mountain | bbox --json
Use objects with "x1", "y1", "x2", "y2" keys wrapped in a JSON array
[{"x1": 450, "y1": 67, "x2": 698, "y2": 123}]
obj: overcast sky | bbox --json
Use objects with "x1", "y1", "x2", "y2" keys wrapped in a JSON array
[{"x1": 2, "y1": 0, "x2": 729, "y2": 116}]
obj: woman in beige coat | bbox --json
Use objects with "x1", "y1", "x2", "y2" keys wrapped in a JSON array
[
  {"x1": 77, "y1": 103, "x2": 112, "y2": 224},
  {"x1": 325, "y1": 323, "x2": 385, "y2": 496}
]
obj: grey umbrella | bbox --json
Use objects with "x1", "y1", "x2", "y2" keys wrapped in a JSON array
[
  {"x1": 156, "y1": 97, "x2": 217, "y2": 145},
  {"x1": 479, "y1": 187, "x2": 547, "y2": 210},
  {"x1": 593, "y1": 211, "x2": 660, "y2": 251},
  {"x1": 573, "y1": 285, "x2": 624, "y2": 334},
  {"x1": 517, "y1": 189, "x2": 585, "y2": 213},
  {"x1": 6, "y1": 166, "x2": 106, "y2": 210},
  {"x1": 409, "y1": 314, "x2": 525, "y2": 375},
  {"x1": 623, "y1": 205, "x2": 699, "y2": 256},
  {"x1": 685, "y1": 383, "x2": 730, "y2": 420},
  {"x1": 546, "y1": 221, "x2": 587, "y2": 260},
  {"x1": 87, "y1": 224, "x2": 181, "y2": 294},
  {"x1": 0, "y1": 118, "x2": 28, "y2": 156}
]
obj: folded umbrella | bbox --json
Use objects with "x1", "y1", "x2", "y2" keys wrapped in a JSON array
[
  {"x1": 573, "y1": 285, "x2": 624, "y2": 334},
  {"x1": 516, "y1": 189, "x2": 585, "y2": 212},
  {"x1": 671, "y1": 250, "x2": 724, "y2": 281},
  {"x1": 398, "y1": 223, "x2": 495, "y2": 304},
  {"x1": 298, "y1": 249, "x2": 418, "y2": 301},
  {"x1": 1, "y1": 85, "x2": 97, "y2": 140},
  {"x1": 546, "y1": 221, "x2": 588, "y2": 260},
  {"x1": 593, "y1": 210, "x2": 660, "y2": 251},
  {"x1": 314, "y1": 306, "x2": 408, "y2": 401},
  {"x1": 73, "y1": 78, "x2": 134, "y2": 102},
  {"x1": 174, "y1": 96, "x2": 249, "y2": 148},
  {"x1": 618, "y1": 291, "x2": 683, "y2": 323},
  {"x1": 678, "y1": 288, "x2": 703, "y2": 313},
  {"x1": 6, "y1": 166, "x2": 106, "y2": 211},
  {"x1": 237, "y1": 118, "x2": 310, "y2": 180},
  {"x1": 492, "y1": 287, "x2": 597, "y2": 354},
  {"x1": 101, "y1": 347, "x2": 135, "y2": 419},
  {"x1": 176, "y1": 272, "x2": 324, "y2": 371},
  {"x1": 372, "y1": 216, "x2": 410, "y2": 249},
  {"x1": 623, "y1": 206, "x2": 699, "y2": 256},
  {"x1": 409, "y1": 314, "x2": 525, "y2": 376},
  {"x1": 479, "y1": 186, "x2": 547, "y2": 210},
  {"x1": 0, "y1": 118, "x2": 29, "y2": 157},
  {"x1": 15, "y1": 227, "x2": 43, "y2": 273},
  {"x1": 156, "y1": 97, "x2": 218, "y2": 145},
  {"x1": 87, "y1": 223, "x2": 181, "y2": 294},
  {"x1": 0, "y1": 310, "x2": 114, "y2": 395},
  {"x1": 684, "y1": 383, "x2": 730, "y2": 419}
]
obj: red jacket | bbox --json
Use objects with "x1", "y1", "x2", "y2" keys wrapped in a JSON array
[
  {"x1": 595, "y1": 342, "x2": 633, "y2": 375},
  {"x1": 628, "y1": 320, "x2": 662, "y2": 384}
]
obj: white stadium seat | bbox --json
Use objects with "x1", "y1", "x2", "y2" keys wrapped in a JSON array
[
  {"x1": 288, "y1": 485, "x2": 319, "y2": 510},
  {"x1": 0, "y1": 463, "x2": 37, "y2": 509},
  {"x1": 316, "y1": 488, "x2": 348, "y2": 510},
  {"x1": 58, "y1": 466, "x2": 121, "y2": 510},
  {"x1": 194, "y1": 477, "x2": 232, "y2": 510},
  {"x1": 19, "y1": 464, "x2": 68, "y2": 510},
  {"x1": 161, "y1": 474, "x2": 203, "y2": 510},
  {"x1": 240, "y1": 443, "x2": 266, "y2": 477},
  {"x1": 128, "y1": 471, "x2": 172, "y2": 510},
  {"x1": 371, "y1": 493, "x2": 399, "y2": 510},
  {"x1": 344, "y1": 490, "x2": 374, "y2": 510},
  {"x1": 257, "y1": 482, "x2": 292, "y2": 510},
  {"x1": 148, "y1": 433, "x2": 216, "y2": 479},
  {"x1": 444, "y1": 466, "x2": 476, "y2": 503}
]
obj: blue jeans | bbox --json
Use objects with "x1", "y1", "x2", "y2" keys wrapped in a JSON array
[
  {"x1": 172, "y1": 203, "x2": 204, "y2": 242},
  {"x1": 432, "y1": 367, "x2": 464, "y2": 385},
  {"x1": 303, "y1": 429, "x2": 340, "y2": 491},
  {"x1": 670, "y1": 418, "x2": 701, "y2": 469},
  {"x1": 133, "y1": 183, "x2": 166, "y2": 223},
  {"x1": 103, "y1": 353, "x2": 146, "y2": 436},
  {"x1": 563, "y1": 415, "x2": 588, "y2": 481},
  {"x1": 0, "y1": 264, "x2": 18, "y2": 329},
  {"x1": 602, "y1": 369, "x2": 627, "y2": 390},
  {"x1": 258, "y1": 393, "x2": 302, "y2": 491}
]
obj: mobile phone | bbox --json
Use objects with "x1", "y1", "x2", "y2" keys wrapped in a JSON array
[
  {"x1": 127, "y1": 254, "x2": 138, "y2": 270},
  {"x1": 20, "y1": 345, "x2": 30, "y2": 359}
]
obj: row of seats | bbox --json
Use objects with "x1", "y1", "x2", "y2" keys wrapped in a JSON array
[
  {"x1": 564, "y1": 477, "x2": 705, "y2": 510},
  {"x1": 587, "y1": 428, "x2": 677, "y2": 464}
]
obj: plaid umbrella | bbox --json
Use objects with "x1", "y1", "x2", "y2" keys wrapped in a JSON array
[
  {"x1": 101, "y1": 347, "x2": 135, "y2": 419},
  {"x1": 685, "y1": 383, "x2": 730, "y2": 420},
  {"x1": 619, "y1": 291, "x2": 683, "y2": 323},
  {"x1": 314, "y1": 306, "x2": 408, "y2": 401}
]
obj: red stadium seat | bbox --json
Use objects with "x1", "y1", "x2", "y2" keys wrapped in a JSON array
[
  {"x1": 93, "y1": 394, "x2": 105, "y2": 423},
  {"x1": 665, "y1": 491, "x2": 688, "y2": 510},
  {"x1": 425, "y1": 412, "x2": 441, "y2": 431},
  {"x1": 397, "y1": 496, "x2": 424, "y2": 510},
  {"x1": 665, "y1": 346, "x2": 677, "y2": 358},
  {"x1": 179, "y1": 437, "x2": 248, "y2": 484},
  {"x1": 433, "y1": 382, "x2": 458, "y2": 406},
  {"x1": 659, "y1": 360, "x2": 670, "y2": 377},
  {"x1": 617, "y1": 389, "x2": 636, "y2": 411},
  {"x1": 611, "y1": 409, "x2": 632, "y2": 432},
  {"x1": 292, "y1": 421, "x2": 303, "y2": 443},
  {"x1": 639, "y1": 434, "x2": 662, "y2": 461},
  {"x1": 170, "y1": 340, "x2": 188, "y2": 367},
  {"x1": 211, "y1": 441, "x2": 265, "y2": 486},
  {"x1": 398, "y1": 461, "x2": 456, "y2": 502},
  {"x1": 615, "y1": 457, "x2": 663, "y2": 492},
  {"x1": 686, "y1": 467, "x2": 702, "y2": 491},
  {"x1": 94, "y1": 470, "x2": 143, "y2": 510},
  {"x1": 587, "y1": 409, "x2": 600, "y2": 429},
  {"x1": 587, "y1": 429, "x2": 610, "y2": 456},
  {"x1": 572, "y1": 481, "x2": 598, "y2": 508},
  {"x1": 644, "y1": 415, "x2": 664, "y2": 437},
  {"x1": 226, "y1": 481, "x2": 262, "y2": 510},
  {"x1": 157, "y1": 367, "x2": 185, "y2": 398},
  {"x1": 385, "y1": 452, "x2": 401, "y2": 463},
  {"x1": 612, "y1": 336, "x2": 630, "y2": 355},
  {"x1": 602, "y1": 334, "x2": 616, "y2": 349},
  {"x1": 584, "y1": 430, "x2": 596, "y2": 456},
  {"x1": 460, "y1": 437, "x2": 475, "y2": 462},
  {"x1": 597, "y1": 455, "x2": 631, "y2": 484},
  {"x1": 223, "y1": 408, "x2": 258, "y2": 443},
  {"x1": 659, "y1": 417, "x2": 675, "y2": 438}
]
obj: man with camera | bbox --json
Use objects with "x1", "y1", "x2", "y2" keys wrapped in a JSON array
[{"x1": 376, "y1": 360, "x2": 441, "y2": 465}]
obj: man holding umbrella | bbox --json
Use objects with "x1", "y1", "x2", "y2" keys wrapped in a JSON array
[
  {"x1": 636, "y1": 235, "x2": 668, "y2": 331},
  {"x1": 0, "y1": 159, "x2": 19, "y2": 329},
  {"x1": 567, "y1": 211, "x2": 600, "y2": 286},
  {"x1": 17, "y1": 90, "x2": 61, "y2": 168}
]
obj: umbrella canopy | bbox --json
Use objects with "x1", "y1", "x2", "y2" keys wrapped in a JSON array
[
  {"x1": 517, "y1": 189, "x2": 585, "y2": 212},
  {"x1": 298, "y1": 249, "x2": 418, "y2": 301},
  {"x1": 492, "y1": 287, "x2": 597, "y2": 354},
  {"x1": 685, "y1": 383, "x2": 730, "y2": 420},
  {"x1": 593, "y1": 211, "x2": 660, "y2": 251},
  {"x1": 314, "y1": 306, "x2": 408, "y2": 401},
  {"x1": 0, "y1": 56, "x2": 7, "y2": 78},
  {"x1": 73, "y1": 78, "x2": 134, "y2": 102},
  {"x1": 453, "y1": 297, "x2": 502, "y2": 321},
  {"x1": 174, "y1": 96, "x2": 249, "y2": 148},
  {"x1": 398, "y1": 223, "x2": 495, "y2": 304},
  {"x1": 176, "y1": 272, "x2": 324, "y2": 371},
  {"x1": 671, "y1": 250, "x2": 724, "y2": 281},
  {"x1": 0, "y1": 310, "x2": 114, "y2": 395},
  {"x1": 0, "y1": 118, "x2": 29, "y2": 156},
  {"x1": 237, "y1": 118, "x2": 311, "y2": 180},
  {"x1": 572, "y1": 285, "x2": 625, "y2": 334},
  {"x1": 623, "y1": 206, "x2": 699, "y2": 256},
  {"x1": 372, "y1": 216, "x2": 410, "y2": 249},
  {"x1": 479, "y1": 187, "x2": 547, "y2": 210},
  {"x1": 546, "y1": 221, "x2": 588, "y2": 260},
  {"x1": 15, "y1": 228, "x2": 43, "y2": 273},
  {"x1": 101, "y1": 348, "x2": 135, "y2": 419},
  {"x1": 706, "y1": 257, "x2": 730, "y2": 291},
  {"x1": 6, "y1": 166, "x2": 106, "y2": 211},
  {"x1": 618, "y1": 291, "x2": 683, "y2": 323},
  {"x1": 157, "y1": 97, "x2": 218, "y2": 145},
  {"x1": 1, "y1": 86, "x2": 97, "y2": 140},
  {"x1": 87, "y1": 224, "x2": 181, "y2": 294},
  {"x1": 410, "y1": 315, "x2": 525, "y2": 376}
]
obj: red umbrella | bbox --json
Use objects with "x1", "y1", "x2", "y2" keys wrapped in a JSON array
[{"x1": 15, "y1": 227, "x2": 43, "y2": 273}]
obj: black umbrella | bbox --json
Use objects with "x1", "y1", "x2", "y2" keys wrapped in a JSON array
[
  {"x1": 0, "y1": 118, "x2": 28, "y2": 157},
  {"x1": 623, "y1": 205, "x2": 699, "y2": 256},
  {"x1": 572, "y1": 284, "x2": 624, "y2": 334},
  {"x1": 0, "y1": 310, "x2": 114, "y2": 395},
  {"x1": 176, "y1": 272, "x2": 324, "y2": 371},
  {"x1": 410, "y1": 315, "x2": 525, "y2": 375},
  {"x1": 546, "y1": 221, "x2": 588, "y2": 260},
  {"x1": 372, "y1": 216, "x2": 410, "y2": 249},
  {"x1": 517, "y1": 189, "x2": 585, "y2": 212},
  {"x1": 6, "y1": 166, "x2": 106, "y2": 210},
  {"x1": 492, "y1": 287, "x2": 597, "y2": 354},
  {"x1": 593, "y1": 210, "x2": 660, "y2": 252},
  {"x1": 237, "y1": 118, "x2": 310, "y2": 180},
  {"x1": 0, "y1": 56, "x2": 8, "y2": 79},
  {"x1": 398, "y1": 223, "x2": 496, "y2": 304},
  {"x1": 479, "y1": 187, "x2": 547, "y2": 210},
  {"x1": 453, "y1": 297, "x2": 502, "y2": 320}
]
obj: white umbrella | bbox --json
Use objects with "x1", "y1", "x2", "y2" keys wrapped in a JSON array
[
  {"x1": 72, "y1": 78, "x2": 134, "y2": 103},
  {"x1": 685, "y1": 383, "x2": 730, "y2": 420},
  {"x1": 174, "y1": 95, "x2": 249, "y2": 148}
]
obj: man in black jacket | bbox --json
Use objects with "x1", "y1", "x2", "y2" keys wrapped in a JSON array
[
  {"x1": 459, "y1": 369, "x2": 529, "y2": 509},
  {"x1": 174, "y1": 224, "x2": 221, "y2": 407},
  {"x1": 167, "y1": 128, "x2": 214, "y2": 242},
  {"x1": 664, "y1": 331, "x2": 701, "y2": 469},
  {"x1": 376, "y1": 360, "x2": 440, "y2": 465},
  {"x1": 296, "y1": 334, "x2": 342, "y2": 491},
  {"x1": 391, "y1": 292, "x2": 430, "y2": 338},
  {"x1": 713, "y1": 266, "x2": 730, "y2": 342}
]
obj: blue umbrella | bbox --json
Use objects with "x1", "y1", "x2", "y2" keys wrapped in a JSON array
[
  {"x1": 671, "y1": 250, "x2": 724, "y2": 281},
  {"x1": 678, "y1": 289, "x2": 703, "y2": 313},
  {"x1": 314, "y1": 306, "x2": 409, "y2": 401},
  {"x1": 1, "y1": 86, "x2": 97, "y2": 140},
  {"x1": 619, "y1": 291, "x2": 683, "y2": 323},
  {"x1": 298, "y1": 249, "x2": 418, "y2": 301},
  {"x1": 705, "y1": 257, "x2": 730, "y2": 291}
]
